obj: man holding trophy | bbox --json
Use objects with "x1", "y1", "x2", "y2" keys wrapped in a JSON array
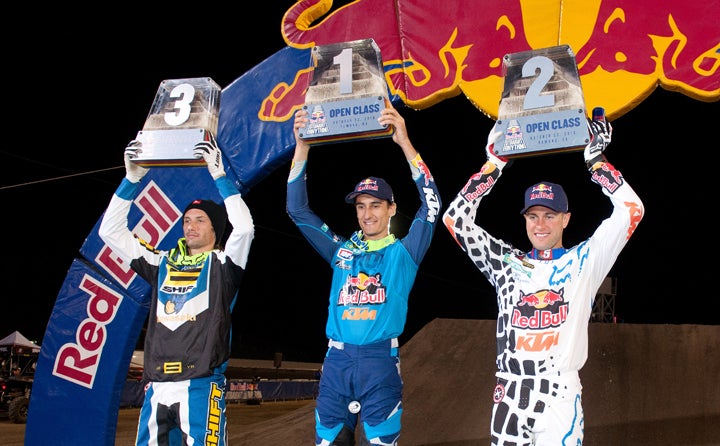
[
  {"x1": 99, "y1": 132, "x2": 255, "y2": 445},
  {"x1": 442, "y1": 109, "x2": 644, "y2": 444},
  {"x1": 287, "y1": 101, "x2": 441, "y2": 445}
]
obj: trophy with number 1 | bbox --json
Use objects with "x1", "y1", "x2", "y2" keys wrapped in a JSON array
[{"x1": 299, "y1": 38, "x2": 395, "y2": 145}]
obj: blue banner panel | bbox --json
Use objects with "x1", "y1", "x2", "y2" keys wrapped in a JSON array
[
  {"x1": 26, "y1": 260, "x2": 148, "y2": 445},
  {"x1": 217, "y1": 46, "x2": 310, "y2": 193}
]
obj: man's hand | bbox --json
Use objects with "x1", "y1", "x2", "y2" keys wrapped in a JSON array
[
  {"x1": 584, "y1": 113, "x2": 612, "y2": 170},
  {"x1": 124, "y1": 140, "x2": 149, "y2": 183},
  {"x1": 194, "y1": 132, "x2": 226, "y2": 179},
  {"x1": 485, "y1": 123, "x2": 509, "y2": 171}
]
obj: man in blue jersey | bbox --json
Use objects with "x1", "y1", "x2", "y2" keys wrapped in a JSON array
[{"x1": 287, "y1": 102, "x2": 441, "y2": 446}]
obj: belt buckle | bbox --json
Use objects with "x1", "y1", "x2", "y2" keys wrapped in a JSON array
[{"x1": 163, "y1": 362, "x2": 182, "y2": 374}]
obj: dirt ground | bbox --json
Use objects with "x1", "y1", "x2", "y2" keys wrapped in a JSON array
[
  {"x1": 0, "y1": 399, "x2": 315, "y2": 446},
  {"x1": 5, "y1": 319, "x2": 720, "y2": 445}
]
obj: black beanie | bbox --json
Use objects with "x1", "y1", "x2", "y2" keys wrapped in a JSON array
[{"x1": 183, "y1": 199, "x2": 228, "y2": 246}]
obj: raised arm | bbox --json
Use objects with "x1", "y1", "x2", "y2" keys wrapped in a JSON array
[
  {"x1": 443, "y1": 122, "x2": 507, "y2": 247},
  {"x1": 98, "y1": 140, "x2": 152, "y2": 264},
  {"x1": 194, "y1": 133, "x2": 254, "y2": 268},
  {"x1": 581, "y1": 108, "x2": 644, "y2": 285}
]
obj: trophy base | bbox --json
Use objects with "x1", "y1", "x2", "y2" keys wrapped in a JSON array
[
  {"x1": 299, "y1": 96, "x2": 394, "y2": 146},
  {"x1": 301, "y1": 126, "x2": 395, "y2": 145},
  {"x1": 131, "y1": 128, "x2": 208, "y2": 167}
]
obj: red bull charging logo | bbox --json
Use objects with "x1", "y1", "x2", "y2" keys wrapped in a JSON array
[{"x1": 260, "y1": 0, "x2": 718, "y2": 124}]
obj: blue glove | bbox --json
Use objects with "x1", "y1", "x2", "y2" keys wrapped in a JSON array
[
  {"x1": 124, "y1": 140, "x2": 149, "y2": 183},
  {"x1": 194, "y1": 132, "x2": 226, "y2": 180}
]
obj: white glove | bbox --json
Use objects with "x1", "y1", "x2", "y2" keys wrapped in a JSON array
[
  {"x1": 485, "y1": 123, "x2": 509, "y2": 171},
  {"x1": 124, "y1": 140, "x2": 149, "y2": 183},
  {"x1": 584, "y1": 112, "x2": 612, "y2": 170},
  {"x1": 194, "y1": 132, "x2": 226, "y2": 180}
]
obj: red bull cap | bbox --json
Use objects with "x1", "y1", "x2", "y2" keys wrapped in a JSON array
[
  {"x1": 345, "y1": 176, "x2": 394, "y2": 204},
  {"x1": 520, "y1": 181, "x2": 568, "y2": 214}
]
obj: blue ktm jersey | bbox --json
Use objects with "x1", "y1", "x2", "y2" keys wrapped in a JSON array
[{"x1": 287, "y1": 155, "x2": 441, "y2": 345}]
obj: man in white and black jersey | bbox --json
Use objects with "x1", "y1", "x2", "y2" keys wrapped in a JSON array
[
  {"x1": 99, "y1": 133, "x2": 254, "y2": 446},
  {"x1": 443, "y1": 109, "x2": 644, "y2": 445}
]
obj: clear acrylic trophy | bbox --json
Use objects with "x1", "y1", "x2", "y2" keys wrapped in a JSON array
[
  {"x1": 132, "y1": 77, "x2": 221, "y2": 167},
  {"x1": 299, "y1": 38, "x2": 394, "y2": 145},
  {"x1": 495, "y1": 45, "x2": 589, "y2": 158}
]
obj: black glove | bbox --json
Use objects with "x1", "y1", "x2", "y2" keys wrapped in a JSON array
[
  {"x1": 124, "y1": 140, "x2": 149, "y2": 183},
  {"x1": 584, "y1": 108, "x2": 612, "y2": 171},
  {"x1": 194, "y1": 132, "x2": 226, "y2": 179}
]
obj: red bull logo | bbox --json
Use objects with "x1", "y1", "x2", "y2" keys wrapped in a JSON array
[
  {"x1": 461, "y1": 173, "x2": 496, "y2": 201},
  {"x1": 338, "y1": 272, "x2": 386, "y2": 305},
  {"x1": 355, "y1": 178, "x2": 379, "y2": 193},
  {"x1": 96, "y1": 183, "x2": 181, "y2": 287},
  {"x1": 591, "y1": 162, "x2": 623, "y2": 193},
  {"x1": 574, "y1": 0, "x2": 719, "y2": 112},
  {"x1": 532, "y1": 183, "x2": 552, "y2": 193},
  {"x1": 518, "y1": 289, "x2": 564, "y2": 307},
  {"x1": 261, "y1": 0, "x2": 717, "y2": 125},
  {"x1": 513, "y1": 289, "x2": 568, "y2": 329},
  {"x1": 529, "y1": 190, "x2": 554, "y2": 201},
  {"x1": 413, "y1": 156, "x2": 433, "y2": 185},
  {"x1": 506, "y1": 122, "x2": 522, "y2": 137},
  {"x1": 310, "y1": 104, "x2": 326, "y2": 123},
  {"x1": 264, "y1": 0, "x2": 532, "y2": 121},
  {"x1": 53, "y1": 275, "x2": 123, "y2": 388}
]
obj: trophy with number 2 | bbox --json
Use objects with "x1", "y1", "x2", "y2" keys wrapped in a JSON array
[{"x1": 495, "y1": 45, "x2": 590, "y2": 158}]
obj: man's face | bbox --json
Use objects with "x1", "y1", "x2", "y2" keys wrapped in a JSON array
[
  {"x1": 183, "y1": 208, "x2": 216, "y2": 253},
  {"x1": 353, "y1": 194, "x2": 396, "y2": 240},
  {"x1": 523, "y1": 206, "x2": 570, "y2": 251}
]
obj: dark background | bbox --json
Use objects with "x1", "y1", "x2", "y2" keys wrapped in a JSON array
[{"x1": 2, "y1": 3, "x2": 717, "y2": 363}]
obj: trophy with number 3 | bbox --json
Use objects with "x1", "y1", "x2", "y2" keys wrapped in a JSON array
[{"x1": 132, "y1": 77, "x2": 222, "y2": 167}]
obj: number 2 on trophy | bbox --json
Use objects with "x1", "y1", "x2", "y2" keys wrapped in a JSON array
[
  {"x1": 164, "y1": 83, "x2": 196, "y2": 126},
  {"x1": 522, "y1": 55, "x2": 555, "y2": 111}
]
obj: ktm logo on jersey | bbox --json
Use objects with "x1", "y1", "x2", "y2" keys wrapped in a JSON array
[
  {"x1": 515, "y1": 330, "x2": 560, "y2": 352},
  {"x1": 342, "y1": 307, "x2": 377, "y2": 320}
]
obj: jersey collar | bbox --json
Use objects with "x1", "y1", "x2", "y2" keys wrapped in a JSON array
[
  {"x1": 527, "y1": 247, "x2": 566, "y2": 260},
  {"x1": 350, "y1": 231, "x2": 396, "y2": 252}
]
